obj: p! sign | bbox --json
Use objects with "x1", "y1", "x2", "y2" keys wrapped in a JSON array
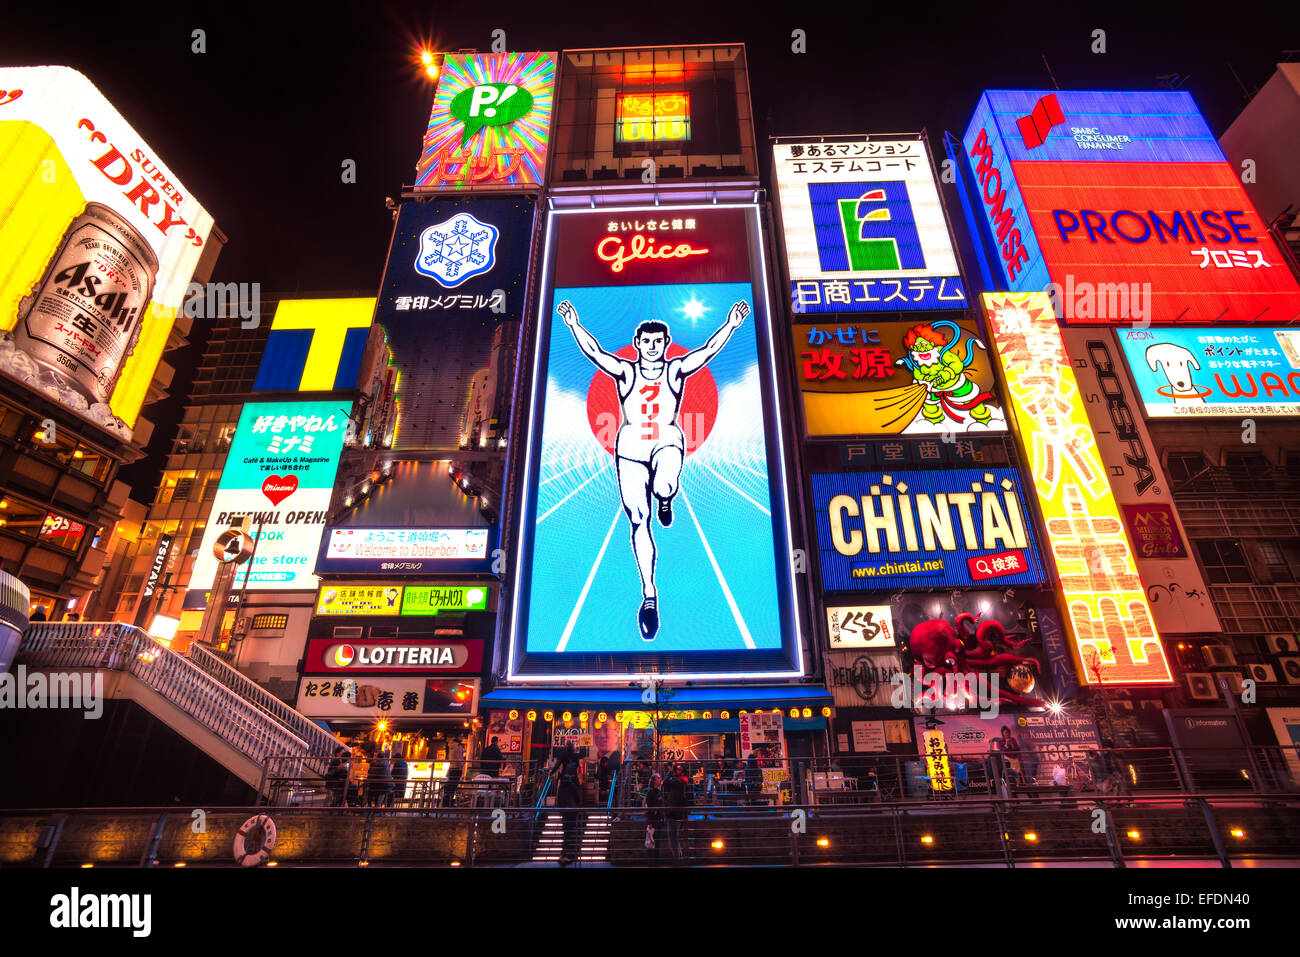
[{"x1": 450, "y1": 83, "x2": 534, "y2": 143}]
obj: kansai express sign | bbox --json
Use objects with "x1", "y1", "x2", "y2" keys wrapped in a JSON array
[{"x1": 962, "y1": 90, "x2": 1300, "y2": 325}]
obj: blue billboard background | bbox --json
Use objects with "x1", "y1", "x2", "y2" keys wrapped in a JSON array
[
  {"x1": 1117, "y1": 326, "x2": 1300, "y2": 417},
  {"x1": 812, "y1": 468, "x2": 1047, "y2": 592}
]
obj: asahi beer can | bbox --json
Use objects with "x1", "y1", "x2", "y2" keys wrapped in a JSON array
[{"x1": 13, "y1": 202, "x2": 157, "y2": 406}]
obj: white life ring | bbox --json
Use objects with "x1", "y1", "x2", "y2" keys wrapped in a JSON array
[{"x1": 233, "y1": 814, "x2": 277, "y2": 866}]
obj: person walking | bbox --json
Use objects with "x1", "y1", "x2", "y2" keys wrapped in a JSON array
[
  {"x1": 325, "y1": 746, "x2": 350, "y2": 807},
  {"x1": 551, "y1": 743, "x2": 583, "y2": 866},
  {"x1": 644, "y1": 771, "x2": 665, "y2": 866},
  {"x1": 662, "y1": 764, "x2": 690, "y2": 866},
  {"x1": 480, "y1": 736, "x2": 504, "y2": 777},
  {"x1": 367, "y1": 750, "x2": 393, "y2": 808},
  {"x1": 390, "y1": 749, "x2": 408, "y2": 808}
]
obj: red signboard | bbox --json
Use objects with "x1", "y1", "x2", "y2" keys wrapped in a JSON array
[
  {"x1": 303, "y1": 638, "x2": 483, "y2": 674},
  {"x1": 1014, "y1": 161, "x2": 1300, "y2": 325}
]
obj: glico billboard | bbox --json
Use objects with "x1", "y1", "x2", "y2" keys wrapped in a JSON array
[
  {"x1": 0, "y1": 66, "x2": 216, "y2": 441},
  {"x1": 773, "y1": 136, "x2": 967, "y2": 314},
  {"x1": 508, "y1": 205, "x2": 803, "y2": 681},
  {"x1": 962, "y1": 90, "x2": 1300, "y2": 325},
  {"x1": 414, "y1": 52, "x2": 556, "y2": 191}
]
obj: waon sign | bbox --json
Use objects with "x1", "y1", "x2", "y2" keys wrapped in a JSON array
[{"x1": 962, "y1": 90, "x2": 1300, "y2": 325}]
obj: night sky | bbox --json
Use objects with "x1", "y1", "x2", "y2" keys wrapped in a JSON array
[{"x1": 4, "y1": 2, "x2": 1295, "y2": 497}]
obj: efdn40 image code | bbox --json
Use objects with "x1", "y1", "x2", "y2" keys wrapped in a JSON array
[{"x1": 984, "y1": 291, "x2": 1173, "y2": 686}]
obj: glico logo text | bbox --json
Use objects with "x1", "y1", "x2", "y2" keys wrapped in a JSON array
[{"x1": 968, "y1": 129, "x2": 1030, "y2": 281}]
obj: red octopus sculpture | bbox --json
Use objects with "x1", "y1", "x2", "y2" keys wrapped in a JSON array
[{"x1": 906, "y1": 612, "x2": 1045, "y2": 708}]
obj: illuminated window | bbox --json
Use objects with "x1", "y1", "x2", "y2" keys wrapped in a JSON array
[
  {"x1": 616, "y1": 92, "x2": 691, "y2": 143},
  {"x1": 251, "y1": 614, "x2": 289, "y2": 630}
]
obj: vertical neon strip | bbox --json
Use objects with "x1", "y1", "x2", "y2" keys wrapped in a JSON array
[{"x1": 983, "y1": 291, "x2": 1173, "y2": 686}]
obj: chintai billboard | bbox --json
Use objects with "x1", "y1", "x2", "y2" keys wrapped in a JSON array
[{"x1": 507, "y1": 204, "x2": 803, "y2": 681}]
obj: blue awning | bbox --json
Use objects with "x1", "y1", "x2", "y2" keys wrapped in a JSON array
[{"x1": 479, "y1": 685, "x2": 831, "y2": 711}]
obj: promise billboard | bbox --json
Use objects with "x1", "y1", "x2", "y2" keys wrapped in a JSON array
[
  {"x1": 962, "y1": 90, "x2": 1300, "y2": 325},
  {"x1": 508, "y1": 205, "x2": 803, "y2": 681}
]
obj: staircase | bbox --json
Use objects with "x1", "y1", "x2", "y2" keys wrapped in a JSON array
[
  {"x1": 17, "y1": 622, "x2": 344, "y2": 792},
  {"x1": 531, "y1": 811, "x2": 612, "y2": 864}
]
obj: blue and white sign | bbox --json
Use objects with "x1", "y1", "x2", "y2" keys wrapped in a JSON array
[
  {"x1": 1117, "y1": 326, "x2": 1300, "y2": 418},
  {"x1": 773, "y1": 137, "x2": 967, "y2": 315},
  {"x1": 812, "y1": 468, "x2": 1047, "y2": 592},
  {"x1": 415, "y1": 212, "x2": 501, "y2": 288}
]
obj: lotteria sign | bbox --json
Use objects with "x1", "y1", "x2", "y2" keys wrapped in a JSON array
[
  {"x1": 962, "y1": 90, "x2": 1300, "y2": 325},
  {"x1": 303, "y1": 638, "x2": 483, "y2": 674}
]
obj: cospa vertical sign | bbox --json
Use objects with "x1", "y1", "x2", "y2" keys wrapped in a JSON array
[
  {"x1": 773, "y1": 136, "x2": 966, "y2": 314},
  {"x1": 1062, "y1": 327, "x2": 1219, "y2": 634},
  {"x1": 508, "y1": 205, "x2": 802, "y2": 680},
  {"x1": 414, "y1": 52, "x2": 556, "y2": 190},
  {"x1": 188, "y1": 401, "x2": 348, "y2": 597},
  {"x1": 0, "y1": 66, "x2": 216, "y2": 441},
  {"x1": 984, "y1": 292, "x2": 1172, "y2": 686}
]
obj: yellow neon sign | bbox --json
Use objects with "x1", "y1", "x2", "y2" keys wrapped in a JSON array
[
  {"x1": 983, "y1": 292, "x2": 1172, "y2": 685},
  {"x1": 269, "y1": 298, "x2": 375, "y2": 391},
  {"x1": 921, "y1": 730, "x2": 952, "y2": 791},
  {"x1": 616, "y1": 92, "x2": 691, "y2": 143}
]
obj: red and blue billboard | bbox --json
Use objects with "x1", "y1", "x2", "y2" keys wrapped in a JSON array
[{"x1": 960, "y1": 90, "x2": 1300, "y2": 325}]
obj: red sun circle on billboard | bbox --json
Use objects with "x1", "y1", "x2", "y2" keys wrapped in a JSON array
[{"x1": 585, "y1": 344, "x2": 718, "y2": 456}]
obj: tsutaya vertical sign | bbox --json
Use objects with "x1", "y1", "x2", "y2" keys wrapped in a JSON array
[
  {"x1": 984, "y1": 292, "x2": 1172, "y2": 685},
  {"x1": 1062, "y1": 327, "x2": 1219, "y2": 635}
]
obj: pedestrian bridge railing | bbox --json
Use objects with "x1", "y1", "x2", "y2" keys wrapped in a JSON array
[{"x1": 17, "y1": 622, "x2": 334, "y2": 776}]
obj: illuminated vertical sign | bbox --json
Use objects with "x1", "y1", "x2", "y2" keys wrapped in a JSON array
[
  {"x1": 984, "y1": 292, "x2": 1172, "y2": 686},
  {"x1": 616, "y1": 92, "x2": 691, "y2": 143}
]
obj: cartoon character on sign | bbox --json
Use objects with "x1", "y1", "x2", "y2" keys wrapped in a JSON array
[
  {"x1": 557, "y1": 297, "x2": 748, "y2": 640},
  {"x1": 895, "y1": 321, "x2": 995, "y2": 427}
]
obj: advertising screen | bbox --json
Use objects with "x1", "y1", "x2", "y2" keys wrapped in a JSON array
[
  {"x1": 187, "y1": 401, "x2": 347, "y2": 596},
  {"x1": 812, "y1": 468, "x2": 1047, "y2": 592},
  {"x1": 0, "y1": 66, "x2": 217, "y2": 441},
  {"x1": 1116, "y1": 326, "x2": 1300, "y2": 417},
  {"x1": 414, "y1": 52, "x2": 556, "y2": 190},
  {"x1": 985, "y1": 292, "x2": 1172, "y2": 686},
  {"x1": 774, "y1": 137, "x2": 966, "y2": 314},
  {"x1": 509, "y1": 205, "x2": 802, "y2": 680},
  {"x1": 792, "y1": 318, "x2": 1005, "y2": 436},
  {"x1": 315, "y1": 527, "x2": 496, "y2": 576},
  {"x1": 962, "y1": 90, "x2": 1300, "y2": 325},
  {"x1": 1062, "y1": 327, "x2": 1219, "y2": 635}
]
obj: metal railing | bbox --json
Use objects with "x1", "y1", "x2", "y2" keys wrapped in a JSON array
[
  {"x1": 187, "y1": 642, "x2": 344, "y2": 757},
  {"x1": 18, "y1": 622, "x2": 315, "y2": 771},
  {"x1": 4, "y1": 794, "x2": 1298, "y2": 867}
]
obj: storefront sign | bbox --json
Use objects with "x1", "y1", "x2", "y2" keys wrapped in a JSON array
[
  {"x1": 314, "y1": 584, "x2": 489, "y2": 616},
  {"x1": 303, "y1": 638, "x2": 481, "y2": 674},
  {"x1": 739, "y1": 711, "x2": 785, "y2": 761},
  {"x1": 812, "y1": 467, "x2": 1047, "y2": 592},
  {"x1": 985, "y1": 292, "x2": 1172, "y2": 685},
  {"x1": 486, "y1": 710, "x2": 525, "y2": 754},
  {"x1": 318, "y1": 526, "x2": 496, "y2": 576},
  {"x1": 826, "y1": 604, "x2": 895, "y2": 648},
  {"x1": 851, "y1": 720, "x2": 887, "y2": 752},
  {"x1": 827, "y1": 649, "x2": 906, "y2": 707},
  {"x1": 773, "y1": 136, "x2": 966, "y2": 313},
  {"x1": 792, "y1": 319, "x2": 1005, "y2": 436},
  {"x1": 295, "y1": 676, "x2": 477, "y2": 718},
  {"x1": 188, "y1": 401, "x2": 347, "y2": 598}
]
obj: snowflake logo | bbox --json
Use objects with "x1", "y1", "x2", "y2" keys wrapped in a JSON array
[{"x1": 414, "y1": 212, "x2": 500, "y2": 288}]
